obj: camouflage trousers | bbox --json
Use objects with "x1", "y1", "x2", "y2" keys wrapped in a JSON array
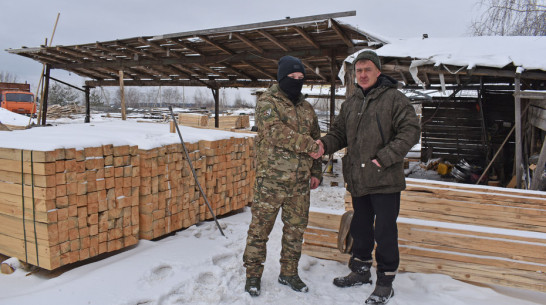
[{"x1": 243, "y1": 179, "x2": 310, "y2": 278}]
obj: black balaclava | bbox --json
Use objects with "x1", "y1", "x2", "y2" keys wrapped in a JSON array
[{"x1": 277, "y1": 56, "x2": 306, "y2": 103}]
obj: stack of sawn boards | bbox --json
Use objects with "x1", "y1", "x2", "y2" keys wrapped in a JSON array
[
  {"x1": 138, "y1": 138, "x2": 255, "y2": 240},
  {"x1": 0, "y1": 136, "x2": 256, "y2": 270},
  {"x1": 303, "y1": 178, "x2": 546, "y2": 292},
  {"x1": 0, "y1": 145, "x2": 140, "y2": 270},
  {"x1": 177, "y1": 113, "x2": 250, "y2": 130}
]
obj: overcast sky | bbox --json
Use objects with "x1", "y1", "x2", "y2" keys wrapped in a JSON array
[{"x1": 1, "y1": 0, "x2": 482, "y2": 90}]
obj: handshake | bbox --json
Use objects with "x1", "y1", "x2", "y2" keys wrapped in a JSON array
[{"x1": 309, "y1": 140, "x2": 324, "y2": 159}]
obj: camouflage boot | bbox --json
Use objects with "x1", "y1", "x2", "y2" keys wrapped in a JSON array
[
  {"x1": 365, "y1": 272, "x2": 395, "y2": 304},
  {"x1": 245, "y1": 277, "x2": 261, "y2": 297},
  {"x1": 333, "y1": 256, "x2": 372, "y2": 287},
  {"x1": 278, "y1": 274, "x2": 309, "y2": 292}
]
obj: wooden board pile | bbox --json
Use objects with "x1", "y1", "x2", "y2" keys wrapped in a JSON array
[
  {"x1": 0, "y1": 145, "x2": 140, "y2": 270},
  {"x1": 138, "y1": 137, "x2": 255, "y2": 240},
  {"x1": 303, "y1": 178, "x2": 546, "y2": 292},
  {"x1": 46, "y1": 104, "x2": 83, "y2": 119},
  {"x1": 178, "y1": 113, "x2": 250, "y2": 130},
  {"x1": 398, "y1": 178, "x2": 546, "y2": 291}
]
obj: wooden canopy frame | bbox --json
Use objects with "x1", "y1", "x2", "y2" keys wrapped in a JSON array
[{"x1": 7, "y1": 11, "x2": 386, "y2": 126}]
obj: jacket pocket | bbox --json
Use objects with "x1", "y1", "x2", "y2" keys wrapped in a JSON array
[{"x1": 362, "y1": 158, "x2": 393, "y2": 188}]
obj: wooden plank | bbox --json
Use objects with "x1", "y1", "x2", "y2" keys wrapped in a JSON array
[
  {"x1": 0, "y1": 148, "x2": 56, "y2": 163},
  {"x1": 0, "y1": 181, "x2": 56, "y2": 200},
  {"x1": 0, "y1": 158, "x2": 56, "y2": 175},
  {"x1": 399, "y1": 254, "x2": 545, "y2": 292}
]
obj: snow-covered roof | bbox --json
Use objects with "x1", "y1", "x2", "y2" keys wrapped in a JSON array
[
  {"x1": 376, "y1": 36, "x2": 546, "y2": 72},
  {"x1": 340, "y1": 36, "x2": 546, "y2": 88}
]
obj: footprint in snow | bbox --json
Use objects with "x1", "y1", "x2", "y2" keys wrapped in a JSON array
[
  {"x1": 143, "y1": 264, "x2": 173, "y2": 283},
  {"x1": 212, "y1": 252, "x2": 236, "y2": 267}
]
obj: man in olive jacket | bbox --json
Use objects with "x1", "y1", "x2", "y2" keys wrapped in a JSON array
[
  {"x1": 243, "y1": 55, "x2": 323, "y2": 297},
  {"x1": 313, "y1": 50, "x2": 420, "y2": 305}
]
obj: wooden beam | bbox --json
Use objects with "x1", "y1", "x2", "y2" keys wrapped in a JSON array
[
  {"x1": 85, "y1": 79, "x2": 271, "y2": 88},
  {"x1": 52, "y1": 48, "x2": 335, "y2": 70},
  {"x1": 329, "y1": 19, "x2": 354, "y2": 48},
  {"x1": 291, "y1": 26, "x2": 321, "y2": 49},
  {"x1": 231, "y1": 32, "x2": 263, "y2": 53},
  {"x1": 152, "y1": 11, "x2": 356, "y2": 40},
  {"x1": 302, "y1": 60, "x2": 327, "y2": 81},
  {"x1": 93, "y1": 43, "x2": 131, "y2": 60},
  {"x1": 222, "y1": 63, "x2": 258, "y2": 81},
  {"x1": 198, "y1": 35, "x2": 233, "y2": 55},
  {"x1": 169, "y1": 39, "x2": 203, "y2": 55},
  {"x1": 258, "y1": 29, "x2": 291, "y2": 51},
  {"x1": 119, "y1": 70, "x2": 126, "y2": 120},
  {"x1": 241, "y1": 61, "x2": 275, "y2": 79}
]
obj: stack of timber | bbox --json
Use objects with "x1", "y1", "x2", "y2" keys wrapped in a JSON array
[
  {"x1": 0, "y1": 145, "x2": 140, "y2": 270},
  {"x1": 47, "y1": 104, "x2": 83, "y2": 119},
  {"x1": 178, "y1": 113, "x2": 250, "y2": 130},
  {"x1": 303, "y1": 178, "x2": 546, "y2": 292},
  {"x1": 138, "y1": 137, "x2": 255, "y2": 240}
]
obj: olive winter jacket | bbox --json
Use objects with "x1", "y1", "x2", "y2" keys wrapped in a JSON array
[{"x1": 321, "y1": 75, "x2": 420, "y2": 197}]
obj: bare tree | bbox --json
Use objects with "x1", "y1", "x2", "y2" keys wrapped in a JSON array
[
  {"x1": 0, "y1": 71, "x2": 18, "y2": 83},
  {"x1": 470, "y1": 0, "x2": 546, "y2": 36}
]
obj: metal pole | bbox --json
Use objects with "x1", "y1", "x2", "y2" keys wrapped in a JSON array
[{"x1": 168, "y1": 106, "x2": 226, "y2": 237}]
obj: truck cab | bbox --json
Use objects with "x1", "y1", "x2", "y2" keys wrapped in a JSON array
[{"x1": 0, "y1": 83, "x2": 36, "y2": 115}]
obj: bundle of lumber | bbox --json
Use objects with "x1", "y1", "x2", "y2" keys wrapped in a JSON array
[
  {"x1": 138, "y1": 137, "x2": 255, "y2": 240},
  {"x1": 177, "y1": 113, "x2": 209, "y2": 128},
  {"x1": 177, "y1": 113, "x2": 250, "y2": 130},
  {"x1": 0, "y1": 145, "x2": 140, "y2": 270},
  {"x1": 398, "y1": 178, "x2": 546, "y2": 291},
  {"x1": 47, "y1": 104, "x2": 83, "y2": 119},
  {"x1": 303, "y1": 178, "x2": 546, "y2": 292}
]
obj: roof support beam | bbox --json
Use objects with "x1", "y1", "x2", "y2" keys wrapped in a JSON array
[
  {"x1": 292, "y1": 26, "x2": 321, "y2": 49},
  {"x1": 53, "y1": 48, "x2": 336, "y2": 70},
  {"x1": 329, "y1": 19, "x2": 354, "y2": 48},
  {"x1": 231, "y1": 32, "x2": 264, "y2": 53},
  {"x1": 241, "y1": 60, "x2": 275, "y2": 79},
  {"x1": 198, "y1": 35, "x2": 234, "y2": 55},
  {"x1": 258, "y1": 30, "x2": 291, "y2": 51}
]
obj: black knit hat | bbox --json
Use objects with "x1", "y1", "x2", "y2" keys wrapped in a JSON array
[
  {"x1": 353, "y1": 50, "x2": 381, "y2": 71},
  {"x1": 277, "y1": 56, "x2": 306, "y2": 82}
]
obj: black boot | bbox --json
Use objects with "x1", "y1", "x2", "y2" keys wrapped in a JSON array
[
  {"x1": 365, "y1": 272, "x2": 395, "y2": 304},
  {"x1": 245, "y1": 277, "x2": 261, "y2": 297},
  {"x1": 333, "y1": 257, "x2": 372, "y2": 287},
  {"x1": 278, "y1": 274, "x2": 309, "y2": 292}
]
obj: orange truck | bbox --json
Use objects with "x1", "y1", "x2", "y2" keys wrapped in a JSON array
[{"x1": 0, "y1": 82, "x2": 36, "y2": 115}]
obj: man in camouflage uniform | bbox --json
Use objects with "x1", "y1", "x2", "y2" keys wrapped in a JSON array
[{"x1": 243, "y1": 55, "x2": 323, "y2": 297}]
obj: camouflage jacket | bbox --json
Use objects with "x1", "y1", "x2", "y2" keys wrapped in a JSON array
[
  {"x1": 254, "y1": 84, "x2": 322, "y2": 191},
  {"x1": 321, "y1": 75, "x2": 420, "y2": 197}
]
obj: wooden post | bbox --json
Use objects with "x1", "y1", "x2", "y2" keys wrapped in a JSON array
[
  {"x1": 515, "y1": 76, "x2": 522, "y2": 188},
  {"x1": 119, "y1": 70, "x2": 126, "y2": 120},
  {"x1": 41, "y1": 65, "x2": 51, "y2": 126},
  {"x1": 210, "y1": 87, "x2": 219, "y2": 128},
  {"x1": 84, "y1": 86, "x2": 90, "y2": 123}
]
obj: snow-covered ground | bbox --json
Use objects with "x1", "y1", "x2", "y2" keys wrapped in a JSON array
[{"x1": 0, "y1": 109, "x2": 545, "y2": 305}]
